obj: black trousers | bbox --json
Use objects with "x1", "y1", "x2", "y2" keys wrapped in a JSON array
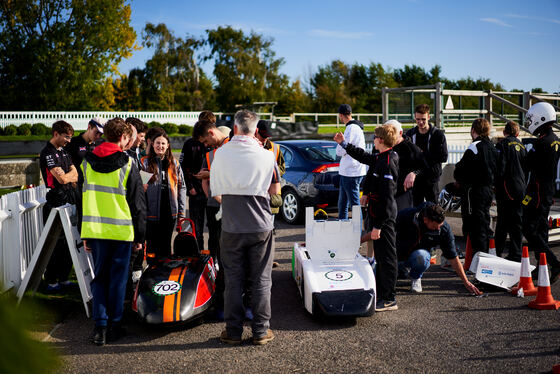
[
  {"x1": 495, "y1": 197, "x2": 523, "y2": 261},
  {"x1": 412, "y1": 177, "x2": 439, "y2": 206},
  {"x1": 523, "y1": 203, "x2": 560, "y2": 268},
  {"x1": 189, "y1": 195, "x2": 207, "y2": 252},
  {"x1": 373, "y1": 218, "x2": 397, "y2": 302},
  {"x1": 461, "y1": 186, "x2": 493, "y2": 254},
  {"x1": 396, "y1": 190, "x2": 413, "y2": 213},
  {"x1": 43, "y1": 203, "x2": 72, "y2": 284}
]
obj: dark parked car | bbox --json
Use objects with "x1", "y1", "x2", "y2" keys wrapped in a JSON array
[{"x1": 277, "y1": 140, "x2": 341, "y2": 224}]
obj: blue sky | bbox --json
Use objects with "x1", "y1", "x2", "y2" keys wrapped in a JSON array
[{"x1": 119, "y1": 0, "x2": 560, "y2": 93}]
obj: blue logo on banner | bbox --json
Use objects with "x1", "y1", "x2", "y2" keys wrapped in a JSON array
[{"x1": 481, "y1": 269, "x2": 493, "y2": 274}]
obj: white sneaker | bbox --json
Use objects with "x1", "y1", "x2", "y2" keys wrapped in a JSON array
[
  {"x1": 132, "y1": 270, "x2": 142, "y2": 283},
  {"x1": 411, "y1": 278, "x2": 422, "y2": 293}
]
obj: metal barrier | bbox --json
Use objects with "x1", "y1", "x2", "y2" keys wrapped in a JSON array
[{"x1": 0, "y1": 186, "x2": 47, "y2": 292}]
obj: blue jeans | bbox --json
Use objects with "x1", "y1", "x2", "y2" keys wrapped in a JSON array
[
  {"x1": 90, "y1": 239, "x2": 132, "y2": 327},
  {"x1": 400, "y1": 249, "x2": 431, "y2": 280},
  {"x1": 338, "y1": 175, "x2": 363, "y2": 220}
]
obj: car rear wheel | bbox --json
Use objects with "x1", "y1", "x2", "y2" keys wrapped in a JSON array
[{"x1": 281, "y1": 189, "x2": 303, "y2": 224}]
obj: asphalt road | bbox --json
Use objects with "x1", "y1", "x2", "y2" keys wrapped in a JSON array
[{"x1": 45, "y1": 217, "x2": 560, "y2": 374}]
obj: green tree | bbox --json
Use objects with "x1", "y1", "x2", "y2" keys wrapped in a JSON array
[
  {"x1": 204, "y1": 26, "x2": 289, "y2": 111},
  {"x1": 0, "y1": 0, "x2": 137, "y2": 110},
  {"x1": 140, "y1": 23, "x2": 214, "y2": 111}
]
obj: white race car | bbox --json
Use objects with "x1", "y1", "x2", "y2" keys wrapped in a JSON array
[{"x1": 292, "y1": 206, "x2": 376, "y2": 316}]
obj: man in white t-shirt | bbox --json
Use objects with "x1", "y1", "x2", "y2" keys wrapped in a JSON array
[
  {"x1": 210, "y1": 110, "x2": 280, "y2": 346},
  {"x1": 335, "y1": 104, "x2": 366, "y2": 219}
]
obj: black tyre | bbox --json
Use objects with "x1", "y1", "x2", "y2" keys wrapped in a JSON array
[{"x1": 280, "y1": 189, "x2": 303, "y2": 224}]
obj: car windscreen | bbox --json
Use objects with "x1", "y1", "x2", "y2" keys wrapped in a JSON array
[{"x1": 298, "y1": 144, "x2": 340, "y2": 162}]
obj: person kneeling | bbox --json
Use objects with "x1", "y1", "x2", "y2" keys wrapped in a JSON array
[{"x1": 396, "y1": 203, "x2": 481, "y2": 295}]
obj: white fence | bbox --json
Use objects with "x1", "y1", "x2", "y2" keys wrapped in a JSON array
[
  {"x1": 0, "y1": 111, "x2": 203, "y2": 131},
  {"x1": 0, "y1": 186, "x2": 47, "y2": 292}
]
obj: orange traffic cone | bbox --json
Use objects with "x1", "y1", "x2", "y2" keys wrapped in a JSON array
[
  {"x1": 511, "y1": 246, "x2": 537, "y2": 296},
  {"x1": 488, "y1": 238, "x2": 496, "y2": 256},
  {"x1": 463, "y1": 235, "x2": 473, "y2": 271},
  {"x1": 528, "y1": 253, "x2": 560, "y2": 310}
]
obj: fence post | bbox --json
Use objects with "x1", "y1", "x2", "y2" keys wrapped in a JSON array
[
  {"x1": 2, "y1": 191, "x2": 23, "y2": 291},
  {"x1": 485, "y1": 90, "x2": 493, "y2": 125},
  {"x1": 382, "y1": 87, "x2": 389, "y2": 123},
  {"x1": 434, "y1": 82, "x2": 442, "y2": 129}
]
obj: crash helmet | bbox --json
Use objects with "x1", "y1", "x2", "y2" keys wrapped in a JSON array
[
  {"x1": 438, "y1": 183, "x2": 461, "y2": 212},
  {"x1": 525, "y1": 102, "x2": 557, "y2": 135}
]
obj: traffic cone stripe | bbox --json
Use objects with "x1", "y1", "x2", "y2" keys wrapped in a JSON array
[
  {"x1": 488, "y1": 238, "x2": 496, "y2": 256},
  {"x1": 539, "y1": 265, "x2": 550, "y2": 287},
  {"x1": 512, "y1": 246, "x2": 537, "y2": 296}
]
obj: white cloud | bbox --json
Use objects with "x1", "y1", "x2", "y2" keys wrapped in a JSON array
[
  {"x1": 504, "y1": 14, "x2": 560, "y2": 25},
  {"x1": 308, "y1": 29, "x2": 373, "y2": 39},
  {"x1": 480, "y1": 18, "x2": 513, "y2": 27}
]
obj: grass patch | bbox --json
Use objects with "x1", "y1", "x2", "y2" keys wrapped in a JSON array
[{"x1": 318, "y1": 125, "x2": 413, "y2": 134}]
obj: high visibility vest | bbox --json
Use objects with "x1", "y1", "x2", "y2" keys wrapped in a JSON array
[
  {"x1": 269, "y1": 141, "x2": 280, "y2": 161},
  {"x1": 81, "y1": 158, "x2": 134, "y2": 241},
  {"x1": 206, "y1": 137, "x2": 230, "y2": 169}
]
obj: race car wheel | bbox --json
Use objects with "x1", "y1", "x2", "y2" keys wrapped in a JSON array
[{"x1": 281, "y1": 189, "x2": 303, "y2": 224}]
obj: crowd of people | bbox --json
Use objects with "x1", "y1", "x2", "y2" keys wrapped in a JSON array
[
  {"x1": 38, "y1": 101, "x2": 559, "y2": 345},
  {"x1": 334, "y1": 102, "x2": 560, "y2": 311}
]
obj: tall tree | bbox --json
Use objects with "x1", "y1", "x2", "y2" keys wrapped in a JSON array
[
  {"x1": 140, "y1": 23, "x2": 213, "y2": 111},
  {"x1": 204, "y1": 26, "x2": 289, "y2": 111},
  {"x1": 0, "y1": 0, "x2": 137, "y2": 110}
]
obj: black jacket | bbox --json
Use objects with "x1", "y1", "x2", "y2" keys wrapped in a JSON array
[
  {"x1": 392, "y1": 136, "x2": 428, "y2": 196},
  {"x1": 81, "y1": 149, "x2": 147, "y2": 243},
  {"x1": 396, "y1": 202, "x2": 457, "y2": 261},
  {"x1": 343, "y1": 142, "x2": 399, "y2": 229},
  {"x1": 525, "y1": 126, "x2": 560, "y2": 208},
  {"x1": 179, "y1": 137, "x2": 208, "y2": 197},
  {"x1": 454, "y1": 136, "x2": 498, "y2": 189},
  {"x1": 406, "y1": 125, "x2": 448, "y2": 181},
  {"x1": 495, "y1": 135, "x2": 527, "y2": 201}
]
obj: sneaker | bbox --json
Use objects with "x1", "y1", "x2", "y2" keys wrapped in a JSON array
[
  {"x1": 107, "y1": 323, "x2": 126, "y2": 343},
  {"x1": 411, "y1": 278, "x2": 422, "y2": 293},
  {"x1": 550, "y1": 266, "x2": 560, "y2": 285},
  {"x1": 92, "y1": 326, "x2": 107, "y2": 346},
  {"x1": 253, "y1": 329, "x2": 275, "y2": 345},
  {"x1": 220, "y1": 330, "x2": 241, "y2": 345},
  {"x1": 375, "y1": 299, "x2": 398, "y2": 312}
]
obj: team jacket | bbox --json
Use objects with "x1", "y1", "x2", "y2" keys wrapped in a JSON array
[
  {"x1": 524, "y1": 126, "x2": 560, "y2": 208},
  {"x1": 495, "y1": 135, "x2": 527, "y2": 201},
  {"x1": 141, "y1": 156, "x2": 187, "y2": 222},
  {"x1": 343, "y1": 142, "x2": 399, "y2": 229},
  {"x1": 396, "y1": 202, "x2": 457, "y2": 262},
  {"x1": 81, "y1": 142, "x2": 147, "y2": 243},
  {"x1": 392, "y1": 136, "x2": 427, "y2": 197},
  {"x1": 454, "y1": 136, "x2": 498, "y2": 189},
  {"x1": 406, "y1": 125, "x2": 448, "y2": 181}
]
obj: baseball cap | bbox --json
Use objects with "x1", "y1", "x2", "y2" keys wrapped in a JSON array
[
  {"x1": 257, "y1": 120, "x2": 271, "y2": 138},
  {"x1": 89, "y1": 117, "x2": 106, "y2": 134},
  {"x1": 338, "y1": 104, "x2": 352, "y2": 115},
  {"x1": 217, "y1": 125, "x2": 232, "y2": 137},
  {"x1": 384, "y1": 119, "x2": 403, "y2": 133}
]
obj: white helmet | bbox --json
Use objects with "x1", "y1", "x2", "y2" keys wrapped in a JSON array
[{"x1": 525, "y1": 102, "x2": 557, "y2": 135}]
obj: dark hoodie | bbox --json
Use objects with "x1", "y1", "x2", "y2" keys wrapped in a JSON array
[{"x1": 81, "y1": 142, "x2": 147, "y2": 243}]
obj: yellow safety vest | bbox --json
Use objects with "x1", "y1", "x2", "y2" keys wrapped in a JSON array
[
  {"x1": 269, "y1": 141, "x2": 280, "y2": 162},
  {"x1": 81, "y1": 158, "x2": 134, "y2": 241}
]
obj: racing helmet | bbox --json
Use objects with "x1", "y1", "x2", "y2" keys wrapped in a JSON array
[
  {"x1": 525, "y1": 102, "x2": 557, "y2": 135},
  {"x1": 438, "y1": 182, "x2": 461, "y2": 212}
]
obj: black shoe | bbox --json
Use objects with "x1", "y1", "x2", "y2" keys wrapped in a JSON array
[
  {"x1": 107, "y1": 323, "x2": 126, "y2": 343},
  {"x1": 92, "y1": 326, "x2": 106, "y2": 346},
  {"x1": 550, "y1": 266, "x2": 560, "y2": 285}
]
